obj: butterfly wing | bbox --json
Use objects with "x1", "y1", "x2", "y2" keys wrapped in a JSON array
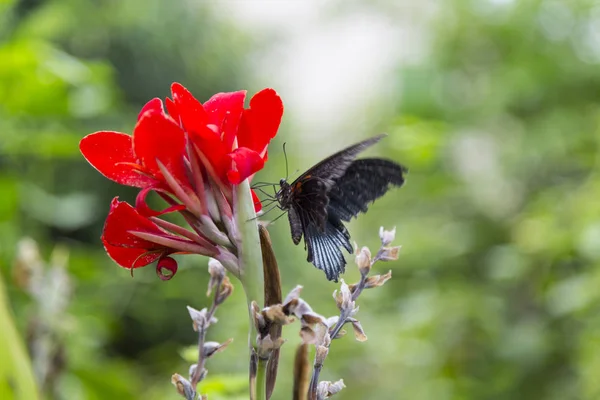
[
  {"x1": 327, "y1": 158, "x2": 407, "y2": 222},
  {"x1": 287, "y1": 176, "x2": 330, "y2": 242},
  {"x1": 304, "y1": 212, "x2": 352, "y2": 281},
  {"x1": 289, "y1": 134, "x2": 387, "y2": 190}
]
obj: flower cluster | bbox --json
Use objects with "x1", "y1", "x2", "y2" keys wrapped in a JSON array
[{"x1": 79, "y1": 83, "x2": 283, "y2": 278}]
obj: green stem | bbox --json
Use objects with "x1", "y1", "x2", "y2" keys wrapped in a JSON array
[
  {"x1": 234, "y1": 180, "x2": 265, "y2": 399},
  {"x1": 256, "y1": 358, "x2": 269, "y2": 400},
  {"x1": 0, "y1": 276, "x2": 40, "y2": 400}
]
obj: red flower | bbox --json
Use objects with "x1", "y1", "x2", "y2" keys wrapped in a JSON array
[{"x1": 80, "y1": 83, "x2": 283, "y2": 277}]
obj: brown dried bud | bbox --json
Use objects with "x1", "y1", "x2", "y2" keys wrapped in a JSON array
[
  {"x1": 364, "y1": 270, "x2": 392, "y2": 289},
  {"x1": 263, "y1": 304, "x2": 292, "y2": 325},
  {"x1": 347, "y1": 318, "x2": 367, "y2": 342},
  {"x1": 214, "y1": 276, "x2": 234, "y2": 305},
  {"x1": 379, "y1": 226, "x2": 396, "y2": 246},
  {"x1": 315, "y1": 344, "x2": 329, "y2": 365},
  {"x1": 333, "y1": 280, "x2": 355, "y2": 313},
  {"x1": 207, "y1": 258, "x2": 226, "y2": 296},
  {"x1": 283, "y1": 285, "x2": 303, "y2": 305},
  {"x1": 379, "y1": 246, "x2": 401, "y2": 261},
  {"x1": 299, "y1": 326, "x2": 317, "y2": 344},
  {"x1": 355, "y1": 246, "x2": 372, "y2": 276},
  {"x1": 203, "y1": 338, "x2": 233, "y2": 358},
  {"x1": 187, "y1": 306, "x2": 217, "y2": 331},
  {"x1": 251, "y1": 301, "x2": 266, "y2": 332},
  {"x1": 171, "y1": 373, "x2": 194, "y2": 398},
  {"x1": 257, "y1": 334, "x2": 286, "y2": 359},
  {"x1": 317, "y1": 379, "x2": 346, "y2": 399}
]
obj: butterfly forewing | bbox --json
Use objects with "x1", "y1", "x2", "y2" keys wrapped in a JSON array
[{"x1": 289, "y1": 134, "x2": 386, "y2": 190}]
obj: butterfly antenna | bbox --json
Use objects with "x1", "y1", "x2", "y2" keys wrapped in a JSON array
[{"x1": 283, "y1": 142, "x2": 289, "y2": 180}]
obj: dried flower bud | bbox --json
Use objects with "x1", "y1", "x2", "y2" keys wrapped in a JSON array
[
  {"x1": 257, "y1": 334, "x2": 286, "y2": 359},
  {"x1": 379, "y1": 226, "x2": 396, "y2": 246},
  {"x1": 171, "y1": 373, "x2": 195, "y2": 399},
  {"x1": 187, "y1": 306, "x2": 216, "y2": 331},
  {"x1": 347, "y1": 318, "x2": 367, "y2": 342},
  {"x1": 263, "y1": 304, "x2": 294, "y2": 325},
  {"x1": 333, "y1": 280, "x2": 355, "y2": 313},
  {"x1": 317, "y1": 379, "x2": 346, "y2": 399},
  {"x1": 364, "y1": 270, "x2": 392, "y2": 289},
  {"x1": 301, "y1": 312, "x2": 327, "y2": 326},
  {"x1": 355, "y1": 246, "x2": 372, "y2": 276},
  {"x1": 313, "y1": 323, "x2": 332, "y2": 347},
  {"x1": 315, "y1": 345, "x2": 329, "y2": 365},
  {"x1": 251, "y1": 301, "x2": 266, "y2": 332},
  {"x1": 207, "y1": 258, "x2": 226, "y2": 296},
  {"x1": 214, "y1": 276, "x2": 234, "y2": 305},
  {"x1": 203, "y1": 338, "x2": 233, "y2": 358},
  {"x1": 283, "y1": 285, "x2": 303, "y2": 305},
  {"x1": 285, "y1": 297, "x2": 317, "y2": 320},
  {"x1": 379, "y1": 246, "x2": 401, "y2": 261},
  {"x1": 189, "y1": 364, "x2": 207, "y2": 383}
]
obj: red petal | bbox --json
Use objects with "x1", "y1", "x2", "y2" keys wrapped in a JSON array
[
  {"x1": 238, "y1": 89, "x2": 283, "y2": 154},
  {"x1": 133, "y1": 111, "x2": 188, "y2": 186},
  {"x1": 138, "y1": 98, "x2": 164, "y2": 120},
  {"x1": 79, "y1": 131, "x2": 156, "y2": 188},
  {"x1": 226, "y1": 148, "x2": 265, "y2": 184},
  {"x1": 135, "y1": 188, "x2": 186, "y2": 217},
  {"x1": 156, "y1": 256, "x2": 178, "y2": 280},
  {"x1": 102, "y1": 198, "x2": 168, "y2": 251},
  {"x1": 165, "y1": 97, "x2": 180, "y2": 125},
  {"x1": 190, "y1": 127, "x2": 231, "y2": 184},
  {"x1": 103, "y1": 241, "x2": 163, "y2": 269},
  {"x1": 171, "y1": 82, "x2": 208, "y2": 135},
  {"x1": 251, "y1": 189, "x2": 262, "y2": 212},
  {"x1": 204, "y1": 90, "x2": 246, "y2": 151}
]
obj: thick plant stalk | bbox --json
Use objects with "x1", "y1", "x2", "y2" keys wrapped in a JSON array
[
  {"x1": 0, "y1": 277, "x2": 40, "y2": 400},
  {"x1": 259, "y1": 225, "x2": 283, "y2": 399},
  {"x1": 234, "y1": 179, "x2": 265, "y2": 399}
]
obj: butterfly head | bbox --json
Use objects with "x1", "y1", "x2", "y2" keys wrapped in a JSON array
[{"x1": 276, "y1": 178, "x2": 293, "y2": 209}]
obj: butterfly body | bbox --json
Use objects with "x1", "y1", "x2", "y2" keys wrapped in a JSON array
[{"x1": 275, "y1": 134, "x2": 406, "y2": 281}]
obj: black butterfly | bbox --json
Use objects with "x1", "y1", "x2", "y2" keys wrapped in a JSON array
[{"x1": 273, "y1": 134, "x2": 407, "y2": 281}]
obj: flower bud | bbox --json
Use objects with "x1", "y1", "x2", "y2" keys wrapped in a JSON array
[
  {"x1": 379, "y1": 246, "x2": 401, "y2": 261},
  {"x1": 379, "y1": 226, "x2": 396, "y2": 246},
  {"x1": 207, "y1": 258, "x2": 226, "y2": 296},
  {"x1": 333, "y1": 280, "x2": 355, "y2": 312},
  {"x1": 317, "y1": 379, "x2": 346, "y2": 399},
  {"x1": 156, "y1": 256, "x2": 178, "y2": 281},
  {"x1": 355, "y1": 246, "x2": 372, "y2": 276},
  {"x1": 214, "y1": 276, "x2": 234, "y2": 305},
  {"x1": 171, "y1": 373, "x2": 194, "y2": 398},
  {"x1": 203, "y1": 338, "x2": 233, "y2": 358},
  {"x1": 315, "y1": 345, "x2": 329, "y2": 365}
]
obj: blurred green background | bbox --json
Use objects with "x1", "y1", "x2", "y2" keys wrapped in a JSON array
[{"x1": 2, "y1": 0, "x2": 600, "y2": 399}]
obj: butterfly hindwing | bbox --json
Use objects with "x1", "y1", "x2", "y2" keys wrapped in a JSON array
[
  {"x1": 328, "y1": 158, "x2": 407, "y2": 222},
  {"x1": 304, "y1": 212, "x2": 353, "y2": 281}
]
